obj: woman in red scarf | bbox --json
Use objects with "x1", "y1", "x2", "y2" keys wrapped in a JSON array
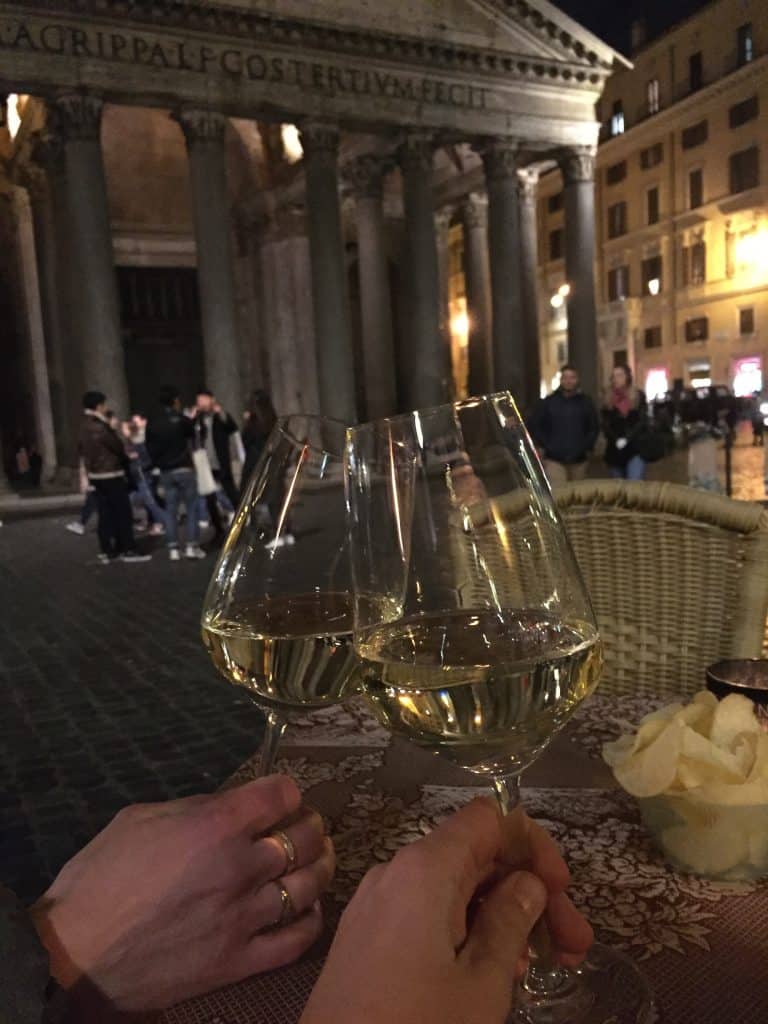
[{"x1": 601, "y1": 364, "x2": 648, "y2": 479}]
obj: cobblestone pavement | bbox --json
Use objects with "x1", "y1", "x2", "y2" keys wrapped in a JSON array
[
  {"x1": 0, "y1": 517, "x2": 264, "y2": 904},
  {"x1": 1, "y1": 436, "x2": 765, "y2": 906}
]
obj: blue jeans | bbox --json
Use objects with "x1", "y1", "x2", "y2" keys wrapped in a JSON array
[
  {"x1": 160, "y1": 468, "x2": 199, "y2": 548},
  {"x1": 133, "y1": 470, "x2": 168, "y2": 530},
  {"x1": 611, "y1": 455, "x2": 646, "y2": 481}
]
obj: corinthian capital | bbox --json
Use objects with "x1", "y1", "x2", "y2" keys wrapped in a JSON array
[
  {"x1": 477, "y1": 137, "x2": 522, "y2": 183},
  {"x1": 397, "y1": 131, "x2": 435, "y2": 174},
  {"x1": 51, "y1": 92, "x2": 103, "y2": 142},
  {"x1": 517, "y1": 167, "x2": 539, "y2": 202},
  {"x1": 345, "y1": 154, "x2": 392, "y2": 200},
  {"x1": 30, "y1": 126, "x2": 66, "y2": 176},
  {"x1": 174, "y1": 108, "x2": 228, "y2": 147},
  {"x1": 299, "y1": 121, "x2": 340, "y2": 159},
  {"x1": 462, "y1": 192, "x2": 488, "y2": 231},
  {"x1": 558, "y1": 145, "x2": 596, "y2": 184}
]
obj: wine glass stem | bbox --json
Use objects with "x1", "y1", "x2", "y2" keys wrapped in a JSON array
[
  {"x1": 257, "y1": 711, "x2": 288, "y2": 777},
  {"x1": 491, "y1": 774, "x2": 569, "y2": 998}
]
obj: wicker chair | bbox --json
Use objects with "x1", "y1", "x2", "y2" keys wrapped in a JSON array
[{"x1": 551, "y1": 481, "x2": 768, "y2": 698}]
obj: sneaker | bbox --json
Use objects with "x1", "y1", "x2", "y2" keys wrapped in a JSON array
[
  {"x1": 96, "y1": 553, "x2": 113, "y2": 565},
  {"x1": 169, "y1": 548, "x2": 181, "y2": 562},
  {"x1": 148, "y1": 523, "x2": 165, "y2": 536},
  {"x1": 184, "y1": 545, "x2": 206, "y2": 560},
  {"x1": 120, "y1": 551, "x2": 152, "y2": 563},
  {"x1": 265, "y1": 533, "x2": 296, "y2": 551},
  {"x1": 66, "y1": 522, "x2": 86, "y2": 536}
]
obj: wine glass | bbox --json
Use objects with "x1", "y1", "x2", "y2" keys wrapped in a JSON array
[
  {"x1": 345, "y1": 394, "x2": 655, "y2": 1024},
  {"x1": 201, "y1": 415, "x2": 360, "y2": 775}
]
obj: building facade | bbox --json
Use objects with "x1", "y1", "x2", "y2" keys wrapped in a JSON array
[
  {"x1": 0, "y1": 0, "x2": 626, "y2": 483},
  {"x1": 536, "y1": 0, "x2": 768, "y2": 402}
]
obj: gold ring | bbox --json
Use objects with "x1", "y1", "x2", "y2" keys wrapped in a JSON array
[
  {"x1": 275, "y1": 881, "x2": 295, "y2": 927},
  {"x1": 271, "y1": 829, "x2": 297, "y2": 872}
]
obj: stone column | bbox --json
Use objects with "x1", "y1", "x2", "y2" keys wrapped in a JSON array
[
  {"x1": 299, "y1": 122, "x2": 357, "y2": 424},
  {"x1": 10, "y1": 186, "x2": 57, "y2": 481},
  {"x1": 347, "y1": 155, "x2": 397, "y2": 420},
  {"x1": 398, "y1": 132, "x2": 448, "y2": 410},
  {"x1": 517, "y1": 168, "x2": 542, "y2": 408},
  {"x1": 27, "y1": 133, "x2": 79, "y2": 474},
  {"x1": 53, "y1": 93, "x2": 129, "y2": 415},
  {"x1": 176, "y1": 108, "x2": 241, "y2": 418},
  {"x1": 560, "y1": 146, "x2": 599, "y2": 401},
  {"x1": 461, "y1": 193, "x2": 492, "y2": 397},
  {"x1": 480, "y1": 139, "x2": 525, "y2": 403}
]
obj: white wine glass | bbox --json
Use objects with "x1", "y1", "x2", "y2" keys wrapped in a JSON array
[
  {"x1": 345, "y1": 394, "x2": 655, "y2": 1024},
  {"x1": 201, "y1": 415, "x2": 360, "y2": 776}
]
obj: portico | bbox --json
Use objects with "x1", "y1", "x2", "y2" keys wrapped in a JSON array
[{"x1": 0, "y1": 0, "x2": 626, "y2": 477}]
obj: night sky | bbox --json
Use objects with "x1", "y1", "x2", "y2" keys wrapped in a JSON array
[{"x1": 554, "y1": 0, "x2": 712, "y2": 56}]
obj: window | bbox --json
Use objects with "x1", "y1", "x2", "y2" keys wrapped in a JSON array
[
  {"x1": 642, "y1": 255, "x2": 663, "y2": 294},
  {"x1": 682, "y1": 120, "x2": 708, "y2": 149},
  {"x1": 733, "y1": 356, "x2": 762, "y2": 396},
  {"x1": 729, "y1": 95, "x2": 759, "y2": 128},
  {"x1": 549, "y1": 228, "x2": 564, "y2": 260},
  {"x1": 688, "y1": 168, "x2": 703, "y2": 209},
  {"x1": 647, "y1": 78, "x2": 660, "y2": 115},
  {"x1": 547, "y1": 192, "x2": 563, "y2": 213},
  {"x1": 644, "y1": 326, "x2": 662, "y2": 349},
  {"x1": 640, "y1": 143, "x2": 663, "y2": 170},
  {"x1": 737, "y1": 23, "x2": 754, "y2": 67},
  {"x1": 607, "y1": 201, "x2": 627, "y2": 239},
  {"x1": 689, "y1": 51, "x2": 703, "y2": 92},
  {"x1": 610, "y1": 100, "x2": 625, "y2": 137},
  {"x1": 740, "y1": 307, "x2": 755, "y2": 335},
  {"x1": 688, "y1": 358, "x2": 711, "y2": 388},
  {"x1": 613, "y1": 349, "x2": 628, "y2": 367},
  {"x1": 606, "y1": 160, "x2": 627, "y2": 185},
  {"x1": 647, "y1": 187, "x2": 660, "y2": 225},
  {"x1": 607, "y1": 265, "x2": 630, "y2": 301},
  {"x1": 646, "y1": 367, "x2": 669, "y2": 400},
  {"x1": 691, "y1": 241, "x2": 706, "y2": 284},
  {"x1": 729, "y1": 146, "x2": 760, "y2": 193},
  {"x1": 685, "y1": 317, "x2": 709, "y2": 342}
]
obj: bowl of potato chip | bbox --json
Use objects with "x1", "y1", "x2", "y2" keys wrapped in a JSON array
[{"x1": 603, "y1": 691, "x2": 768, "y2": 880}]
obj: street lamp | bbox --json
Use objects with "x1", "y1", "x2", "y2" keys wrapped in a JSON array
[
  {"x1": 4, "y1": 94, "x2": 21, "y2": 139},
  {"x1": 735, "y1": 229, "x2": 768, "y2": 279},
  {"x1": 280, "y1": 123, "x2": 303, "y2": 163}
]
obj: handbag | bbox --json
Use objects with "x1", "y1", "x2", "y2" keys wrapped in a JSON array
[
  {"x1": 192, "y1": 448, "x2": 217, "y2": 496},
  {"x1": 635, "y1": 423, "x2": 666, "y2": 463}
]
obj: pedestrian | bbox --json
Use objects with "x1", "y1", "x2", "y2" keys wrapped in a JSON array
[
  {"x1": 601, "y1": 365, "x2": 648, "y2": 481},
  {"x1": 194, "y1": 388, "x2": 240, "y2": 509},
  {"x1": 121, "y1": 417, "x2": 167, "y2": 536},
  {"x1": 146, "y1": 386, "x2": 206, "y2": 561},
  {"x1": 241, "y1": 389, "x2": 277, "y2": 495},
  {"x1": 750, "y1": 393, "x2": 764, "y2": 447},
  {"x1": 527, "y1": 365, "x2": 599, "y2": 485},
  {"x1": 65, "y1": 459, "x2": 97, "y2": 535},
  {"x1": 78, "y1": 391, "x2": 151, "y2": 564}
]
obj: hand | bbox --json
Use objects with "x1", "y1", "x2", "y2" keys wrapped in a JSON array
[
  {"x1": 31, "y1": 777, "x2": 333, "y2": 1019},
  {"x1": 615, "y1": 437, "x2": 628, "y2": 450},
  {"x1": 213, "y1": 401, "x2": 223, "y2": 416},
  {"x1": 300, "y1": 798, "x2": 592, "y2": 1024}
]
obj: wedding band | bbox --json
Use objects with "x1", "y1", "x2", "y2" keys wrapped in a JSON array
[
  {"x1": 271, "y1": 829, "x2": 297, "y2": 872},
  {"x1": 275, "y1": 881, "x2": 295, "y2": 927}
]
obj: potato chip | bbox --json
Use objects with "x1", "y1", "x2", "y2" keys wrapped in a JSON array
[
  {"x1": 710, "y1": 693, "x2": 760, "y2": 750},
  {"x1": 748, "y1": 734, "x2": 768, "y2": 783},
  {"x1": 692, "y1": 690, "x2": 719, "y2": 710},
  {"x1": 677, "y1": 726, "x2": 748, "y2": 784},
  {"x1": 611, "y1": 720, "x2": 683, "y2": 798}
]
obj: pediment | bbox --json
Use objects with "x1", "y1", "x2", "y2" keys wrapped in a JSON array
[{"x1": 221, "y1": 0, "x2": 628, "y2": 70}]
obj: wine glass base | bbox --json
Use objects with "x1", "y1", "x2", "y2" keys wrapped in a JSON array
[{"x1": 510, "y1": 944, "x2": 656, "y2": 1024}]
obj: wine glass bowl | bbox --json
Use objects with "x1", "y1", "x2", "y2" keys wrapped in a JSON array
[{"x1": 201, "y1": 415, "x2": 361, "y2": 774}]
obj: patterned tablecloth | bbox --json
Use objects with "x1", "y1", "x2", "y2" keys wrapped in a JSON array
[{"x1": 161, "y1": 696, "x2": 768, "y2": 1024}]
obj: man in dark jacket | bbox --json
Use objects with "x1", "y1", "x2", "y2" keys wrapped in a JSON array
[
  {"x1": 195, "y1": 388, "x2": 239, "y2": 508},
  {"x1": 78, "y1": 391, "x2": 150, "y2": 563},
  {"x1": 527, "y1": 365, "x2": 599, "y2": 485},
  {"x1": 146, "y1": 387, "x2": 205, "y2": 561}
]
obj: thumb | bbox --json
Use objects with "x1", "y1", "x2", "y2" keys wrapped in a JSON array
[{"x1": 462, "y1": 871, "x2": 547, "y2": 985}]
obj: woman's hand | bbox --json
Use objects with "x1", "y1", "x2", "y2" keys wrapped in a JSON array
[
  {"x1": 31, "y1": 777, "x2": 333, "y2": 1019},
  {"x1": 301, "y1": 798, "x2": 592, "y2": 1024}
]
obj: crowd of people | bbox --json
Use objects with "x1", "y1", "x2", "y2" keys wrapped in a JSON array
[{"x1": 70, "y1": 385, "x2": 277, "y2": 564}]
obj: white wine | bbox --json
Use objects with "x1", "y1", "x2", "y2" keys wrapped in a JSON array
[
  {"x1": 202, "y1": 592, "x2": 362, "y2": 712},
  {"x1": 357, "y1": 609, "x2": 602, "y2": 776}
]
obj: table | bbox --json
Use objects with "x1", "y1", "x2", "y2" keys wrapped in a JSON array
[{"x1": 161, "y1": 694, "x2": 768, "y2": 1024}]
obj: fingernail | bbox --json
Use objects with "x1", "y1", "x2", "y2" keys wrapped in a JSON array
[{"x1": 508, "y1": 872, "x2": 546, "y2": 917}]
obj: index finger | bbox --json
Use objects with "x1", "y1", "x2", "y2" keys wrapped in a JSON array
[
  {"x1": 496, "y1": 810, "x2": 570, "y2": 894},
  {"x1": 415, "y1": 797, "x2": 504, "y2": 902},
  {"x1": 211, "y1": 775, "x2": 302, "y2": 837}
]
